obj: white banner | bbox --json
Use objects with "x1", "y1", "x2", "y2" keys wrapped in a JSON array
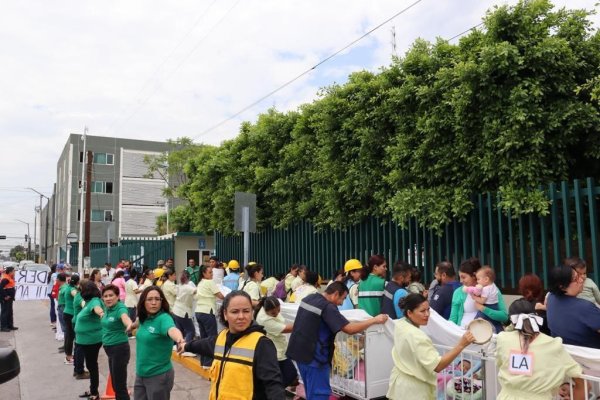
[{"x1": 15, "y1": 270, "x2": 50, "y2": 301}]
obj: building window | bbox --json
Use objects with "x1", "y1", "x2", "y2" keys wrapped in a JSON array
[
  {"x1": 94, "y1": 153, "x2": 114, "y2": 165},
  {"x1": 78, "y1": 209, "x2": 113, "y2": 222},
  {"x1": 79, "y1": 152, "x2": 114, "y2": 165},
  {"x1": 78, "y1": 181, "x2": 113, "y2": 194}
]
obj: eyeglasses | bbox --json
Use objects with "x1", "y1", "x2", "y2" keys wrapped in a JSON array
[{"x1": 145, "y1": 297, "x2": 162, "y2": 302}]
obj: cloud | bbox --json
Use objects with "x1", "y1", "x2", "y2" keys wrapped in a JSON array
[{"x1": 0, "y1": 0, "x2": 597, "y2": 245}]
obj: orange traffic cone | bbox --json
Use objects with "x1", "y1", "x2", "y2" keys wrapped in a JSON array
[{"x1": 100, "y1": 373, "x2": 116, "y2": 400}]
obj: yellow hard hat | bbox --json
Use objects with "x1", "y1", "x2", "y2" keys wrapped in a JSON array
[
  {"x1": 228, "y1": 260, "x2": 240, "y2": 270},
  {"x1": 344, "y1": 259, "x2": 363, "y2": 273}
]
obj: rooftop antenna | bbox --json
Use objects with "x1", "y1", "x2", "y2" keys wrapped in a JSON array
[{"x1": 391, "y1": 26, "x2": 398, "y2": 58}]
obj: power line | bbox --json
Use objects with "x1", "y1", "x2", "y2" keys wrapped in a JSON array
[
  {"x1": 447, "y1": 21, "x2": 485, "y2": 42},
  {"x1": 191, "y1": 0, "x2": 425, "y2": 141},
  {"x1": 103, "y1": 0, "x2": 219, "y2": 136},
  {"x1": 107, "y1": 0, "x2": 242, "y2": 137}
]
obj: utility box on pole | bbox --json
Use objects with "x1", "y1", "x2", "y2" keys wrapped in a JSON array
[{"x1": 234, "y1": 192, "x2": 256, "y2": 267}]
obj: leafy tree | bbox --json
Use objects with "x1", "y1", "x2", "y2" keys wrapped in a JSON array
[
  {"x1": 10, "y1": 245, "x2": 26, "y2": 262},
  {"x1": 174, "y1": 0, "x2": 600, "y2": 234}
]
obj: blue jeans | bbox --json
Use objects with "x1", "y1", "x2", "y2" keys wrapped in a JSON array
[
  {"x1": 476, "y1": 303, "x2": 503, "y2": 333},
  {"x1": 57, "y1": 304, "x2": 65, "y2": 334},
  {"x1": 296, "y1": 362, "x2": 331, "y2": 400},
  {"x1": 195, "y1": 312, "x2": 217, "y2": 367},
  {"x1": 127, "y1": 307, "x2": 136, "y2": 337}
]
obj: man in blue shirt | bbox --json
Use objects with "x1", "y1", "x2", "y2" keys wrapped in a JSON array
[
  {"x1": 287, "y1": 282, "x2": 388, "y2": 399},
  {"x1": 429, "y1": 261, "x2": 461, "y2": 320}
]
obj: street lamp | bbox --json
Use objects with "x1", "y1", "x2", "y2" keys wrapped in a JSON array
[
  {"x1": 27, "y1": 188, "x2": 50, "y2": 263},
  {"x1": 15, "y1": 219, "x2": 31, "y2": 260}
]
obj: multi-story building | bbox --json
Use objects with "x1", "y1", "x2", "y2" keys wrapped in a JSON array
[{"x1": 41, "y1": 133, "x2": 173, "y2": 264}]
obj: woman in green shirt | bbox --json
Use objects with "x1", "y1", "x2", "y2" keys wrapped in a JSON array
[
  {"x1": 62, "y1": 274, "x2": 79, "y2": 365},
  {"x1": 449, "y1": 258, "x2": 508, "y2": 329},
  {"x1": 72, "y1": 279, "x2": 88, "y2": 379},
  {"x1": 358, "y1": 254, "x2": 388, "y2": 316},
  {"x1": 75, "y1": 280, "x2": 104, "y2": 400},
  {"x1": 102, "y1": 284, "x2": 133, "y2": 400},
  {"x1": 133, "y1": 286, "x2": 185, "y2": 400}
]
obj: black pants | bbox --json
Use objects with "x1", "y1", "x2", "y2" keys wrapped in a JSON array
[
  {"x1": 104, "y1": 342, "x2": 131, "y2": 400},
  {"x1": 74, "y1": 342, "x2": 85, "y2": 374},
  {"x1": 63, "y1": 313, "x2": 75, "y2": 356},
  {"x1": 195, "y1": 312, "x2": 217, "y2": 367},
  {"x1": 173, "y1": 314, "x2": 194, "y2": 343},
  {"x1": 279, "y1": 358, "x2": 299, "y2": 387},
  {"x1": 80, "y1": 342, "x2": 102, "y2": 396},
  {"x1": 0, "y1": 299, "x2": 14, "y2": 329},
  {"x1": 49, "y1": 294, "x2": 56, "y2": 323}
]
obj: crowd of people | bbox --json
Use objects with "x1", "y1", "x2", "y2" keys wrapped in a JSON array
[{"x1": 25, "y1": 252, "x2": 600, "y2": 400}]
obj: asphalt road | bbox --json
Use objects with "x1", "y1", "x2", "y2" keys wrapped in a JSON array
[{"x1": 0, "y1": 300, "x2": 211, "y2": 400}]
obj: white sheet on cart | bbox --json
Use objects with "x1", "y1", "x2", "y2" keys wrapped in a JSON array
[
  {"x1": 389, "y1": 308, "x2": 600, "y2": 373},
  {"x1": 280, "y1": 300, "x2": 600, "y2": 373}
]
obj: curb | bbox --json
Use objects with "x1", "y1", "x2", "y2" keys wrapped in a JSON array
[{"x1": 171, "y1": 351, "x2": 210, "y2": 380}]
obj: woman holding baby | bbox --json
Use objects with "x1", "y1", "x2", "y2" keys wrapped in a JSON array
[{"x1": 448, "y1": 257, "x2": 508, "y2": 332}]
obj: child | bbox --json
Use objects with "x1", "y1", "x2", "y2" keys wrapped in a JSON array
[
  {"x1": 472, "y1": 266, "x2": 502, "y2": 332},
  {"x1": 254, "y1": 296, "x2": 299, "y2": 389},
  {"x1": 568, "y1": 257, "x2": 600, "y2": 307}
]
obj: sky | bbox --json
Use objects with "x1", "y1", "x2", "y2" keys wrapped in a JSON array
[{"x1": 0, "y1": 0, "x2": 597, "y2": 254}]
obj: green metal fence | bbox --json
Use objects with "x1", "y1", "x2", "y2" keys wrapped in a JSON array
[
  {"x1": 215, "y1": 178, "x2": 600, "y2": 291},
  {"x1": 87, "y1": 237, "x2": 174, "y2": 269}
]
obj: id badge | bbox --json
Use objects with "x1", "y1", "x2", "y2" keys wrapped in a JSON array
[{"x1": 508, "y1": 350, "x2": 534, "y2": 376}]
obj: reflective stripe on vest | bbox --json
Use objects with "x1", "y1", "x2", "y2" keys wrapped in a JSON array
[
  {"x1": 299, "y1": 300, "x2": 322, "y2": 316},
  {"x1": 383, "y1": 289, "x2": 393, "y2": 300},
  {"x1": 210, "y1": 329, "x2": 263, "y2": 400},
  {"x1": 358, "y1": 290, "x2": 384, "y2": 297}
]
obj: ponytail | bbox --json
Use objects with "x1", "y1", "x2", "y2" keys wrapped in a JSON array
[{"x1": 254, "y1": 295, "x2": 280, "y2": 319}]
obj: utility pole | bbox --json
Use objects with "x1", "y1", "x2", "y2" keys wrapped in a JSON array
[
  {"x1": 84, "y1": 150, "x2": 93, "y2": 264},
  {"x1": 16, "y1": 220, "x2": 30, "y2": 260},
  {"x1": 33, "y1": 206, "x2": 38, "y2": 262},
  {"x1": 27, "y1": 188, "x2": 49, "y2": 263},
  {"x1": 77, "y1": 128, "x2": 87, "y2": 274}
]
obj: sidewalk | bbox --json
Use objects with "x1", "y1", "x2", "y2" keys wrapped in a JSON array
[{"x1": 0, "y1": 300, "x2": 210, "y2": 400}]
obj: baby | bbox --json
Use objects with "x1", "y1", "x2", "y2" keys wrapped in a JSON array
[
  {"x1": 471, "y1": 266, "x2": 503, "y2": 332},
  {"x1": 569, "y1": 257, "x2": 600, "y2": 307},
  {"x1": 473, "y1": 266, "x2": 499, "y2": 310}
]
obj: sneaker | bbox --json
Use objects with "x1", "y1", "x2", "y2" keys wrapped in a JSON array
[
  {"x1": 64, "y1": 357, "x2": 74, "y2": 365},
  {"x1": 74, "y1": 371, "x2": 90, "y2": 380},
  {"x1": 182, "y1": 352, "x2": 196, "y2": 357},
  {"x1": 10, "y1": 327, "x2": 18, "y2": 330},
  {"x1": 128, "y1": 336, "x2": 135, "y2": 340}
]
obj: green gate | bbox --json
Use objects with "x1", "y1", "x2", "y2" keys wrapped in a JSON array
[
  {"x1": 88, "y1": 237, "x2": 174, "y2": 270},
  {"x1": 215, "y1": 178, "x2": 600, "y2": 291}
]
